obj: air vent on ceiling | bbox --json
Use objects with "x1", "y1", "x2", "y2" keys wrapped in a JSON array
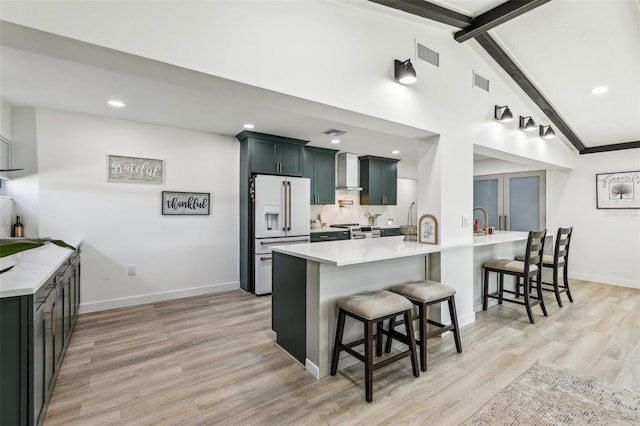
[
  {"x1": 473, "y1": 71, "x2": 490, "y2": 92},
  {"x1": 416, "y1": 42, "x2": 439, "y2": 68},
  {"x1": 324, "y1": 129, "x2": 346, "y2": 137}
]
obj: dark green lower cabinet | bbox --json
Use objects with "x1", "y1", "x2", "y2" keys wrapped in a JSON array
[
  {"x1": 0, "y1": 250, "x2": 80, "y2": 426},
  {"x1": 272, "y1": 252, "x2": 306, "y2": 364}
]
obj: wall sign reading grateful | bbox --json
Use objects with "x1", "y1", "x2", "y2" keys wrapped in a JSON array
[
  {"x1": 162, "y1": 191, "x2": 211, "y2": 215},
  {"x1": 107, "y1": 155, "x2": 164, "y2": 183}
]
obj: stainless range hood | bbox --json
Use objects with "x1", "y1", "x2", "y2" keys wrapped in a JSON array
[{"x1": 336, "y1": 152, "x2": 362, "y2": 191}]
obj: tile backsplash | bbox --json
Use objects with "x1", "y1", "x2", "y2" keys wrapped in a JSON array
[{"x1": 311, "y1": 189, "x2": 395, "y2": 227}]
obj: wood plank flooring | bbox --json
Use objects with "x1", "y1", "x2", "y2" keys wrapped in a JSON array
[{"x1": 44, "y1": 280, "x2": 640, "y2": 425}]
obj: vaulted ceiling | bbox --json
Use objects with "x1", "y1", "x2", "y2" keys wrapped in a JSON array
[
  {"x1": 371, "y1": 0, "x2": 640, "y2": 154},
  {"x1": 1, "y1": 0, "x2": 638, "y2": 162}
]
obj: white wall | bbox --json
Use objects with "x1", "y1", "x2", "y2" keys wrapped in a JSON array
[
  {"x1": 6, "y1": 0, "x2": 613, "y2": 313},
  {"x1": 1, "y1": 99, "x2": 11, "y2": 138},
  {"x1": 9, "y1": 108, "x2": 240, "y2": 311},
  {"x1": 549, "y1": 150, "x2": 640, "y2": 289}
]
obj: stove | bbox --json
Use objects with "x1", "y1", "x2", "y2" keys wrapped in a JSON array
[{"x1": 332, "y1": 223, "x2": 381, "y2": 239}]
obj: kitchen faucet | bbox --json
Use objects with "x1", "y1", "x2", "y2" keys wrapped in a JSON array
[
  {"x1": 407, "y1": 202, "x2": 415, "y2": 226},
  {"x1": 473, "y1": 207, "x2": 489, "y2": 234}
]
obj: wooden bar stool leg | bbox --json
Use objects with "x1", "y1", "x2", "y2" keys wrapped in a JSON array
[
  {"x1": 418, "y1": 303, "x2": 427, "y2": 372},
  {"x1": 384, "y1": 316, "x2": 396, "y2": 353},
  {"x1": 331, "y1": 309, "x2": 346, "y2": 376},
  {"x1": 536, "y1": 276, "x2": 548, "y2": 316},
  {"x1": 563, "y1": 265, "x2": 574, "y2": 302},
  {"x1": 376, "y1": 321, "x2": 384, "y2": 356},
  {"x1": 483, "y1": 268, "x2": 490, "y2": 311},
  {"x1": 403, "y1": 309, "x2": 419, "y2": 377},
  {"x1": 552, "y1": 266, "x2": 563, "y2": 307},
  {"x1": 364, "y1": 320, "x2": 374, "y2": 403},
  {"x1": 523, "y1": 278, "x2": 535, "y2": 324},
  {"x1": 448, "y1": 295, "x2": 462, "y2": 353}
]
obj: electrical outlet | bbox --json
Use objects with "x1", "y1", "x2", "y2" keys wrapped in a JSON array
[
  {"x1": 462, "y1": 216, "x2": 469, "y2": 228},
  {"x1": 128, "y1": 264, "x2": 137, "y2": 276}
]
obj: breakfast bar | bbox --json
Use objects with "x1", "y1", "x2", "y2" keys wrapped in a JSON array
[
  {"x1": 272, "y1": 236, "x2": 455, "y2": 379},
  {"x1": 272, "y1": 231, "x2": 551, "y2": 379}
]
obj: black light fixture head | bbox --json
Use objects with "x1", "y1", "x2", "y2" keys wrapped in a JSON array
[
  {"x1": 539, "y1": 125, "x2": 556, "y2": 139},
  {"x1": 394, "y1": 59, "x2": 417, "y2": 85},
  {"x1": 494, "y1": 105, "x2": 513, "y2": 122},
  {"x1": 519, "y1": 115, "x2": 537, "y2": 131}
]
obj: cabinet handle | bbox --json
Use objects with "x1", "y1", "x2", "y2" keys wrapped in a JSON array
[{"x1": 45, "y1": 309, "x2": 56, "y2": 335}]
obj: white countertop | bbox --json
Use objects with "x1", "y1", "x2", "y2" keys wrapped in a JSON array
[
  {"x1": 0, "y1": 239, "x2": 81, "y2": 298},
  {"x1": 273, "y1": 235, "x2": 448, "y2": 266},
  {"x1": 472, "y1": 230, "x2": 553, "y2": 247},
  {"x1": 274, "y1": 231, "x2": 551, "y2": 267}
]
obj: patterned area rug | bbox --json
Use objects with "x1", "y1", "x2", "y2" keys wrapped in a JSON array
[{"x1": 463, "y1": 361, "x2": 640, "y2": 425}]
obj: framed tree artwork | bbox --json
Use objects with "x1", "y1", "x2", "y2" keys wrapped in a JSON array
[
  {"x1": 418, "y1": 214, "x2": 438, "y2": 244},
  {"x1": 596, "y1": 171, "x2": 640, "y2": 209}
]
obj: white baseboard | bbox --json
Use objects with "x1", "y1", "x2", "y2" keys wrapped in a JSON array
[
  {"x1": 305, "y1": 359, "x2": 320, "y2": 380},
  {"x1": 79, "y1": 281, "x2": 240, "y2": 314},
  {"x1": 570, "y1": 272, "x2": 639, "y2": 290}
]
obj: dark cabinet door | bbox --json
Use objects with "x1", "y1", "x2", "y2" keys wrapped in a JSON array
[
  {"x1": 359, "y1": 156, "x2": 398, "y2": 205},
  {"x1": 279, "y1": 143, "x2": 303, "y2": 176},
  {"x1": 33, "y1": 294, "x2": 55, "y2": 426},
  {"x1": 54, "y1": 284, "x2": 65, "y2": 365},
  {"x1": 313, "y1": 151, "x2": 336, "y2": 204},
  {"x1": 46, "y1": 300, "x2": 57, "y2": 394},
  {"x1": 304, "y1": 148, "x2": 336, "y2": 204},
  {"x1": 251, "y1": 139, "x2": 278, "y2": 174},
  {"x1": 381, "y1": 160, "x2": 398, "y2": 205}
]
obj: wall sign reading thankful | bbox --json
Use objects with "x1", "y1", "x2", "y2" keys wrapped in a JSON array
[
  {"x1": 107, "y1": 155, "x2": 164, "y2": 183},
  {"x1": 162, "y1": 191, "x2": 210, "y2": 215}
]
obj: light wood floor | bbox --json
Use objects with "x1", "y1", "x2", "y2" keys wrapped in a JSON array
[{"x1": 45, "y1": 280, "x2": 640, "y2": 425}]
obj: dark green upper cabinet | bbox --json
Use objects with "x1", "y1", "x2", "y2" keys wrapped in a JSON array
[
  {"x1": 304, "y1": 147, "x2": 338, "y2": 205},
  {"x1": 236, "y1": 131, "x2": 307, "y2": 176},
  {"x1": 359, "y1": 155, "x2": 399, "y2": 205}
]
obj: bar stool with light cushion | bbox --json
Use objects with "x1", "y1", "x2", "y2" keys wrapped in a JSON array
[
  {"x1": 515, "y1": 227, "x2": 573, "y2": 307},
  {"x1": 386, "y1": 280, "x2": 462, "y2": 372},
  {"x1": 330, "y1": 290, "x2": 419, "y2": 403},
  {"x1": 483, "y1": 229, "x2": 547, "y2": 324}
]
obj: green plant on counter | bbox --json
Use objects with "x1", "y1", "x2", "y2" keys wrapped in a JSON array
[{"x1": 0, "y1": 238, "x2": 77, "y2": 258}]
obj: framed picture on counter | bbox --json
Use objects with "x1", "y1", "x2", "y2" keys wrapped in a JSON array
[
  {"x1": 418, "y1": 214, "x2": 438, "y2": 244},
  {"x1": 596, "y1": 171, "x2": 640, "y2": 209}
]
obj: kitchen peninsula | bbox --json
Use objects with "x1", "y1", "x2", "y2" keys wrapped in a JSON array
[
  {"x1": 271, "y1": 231, "x2": 551, "y2": 379},
  {"x1": 272, "y1": 236, "x2": 453, "y2": 379}
]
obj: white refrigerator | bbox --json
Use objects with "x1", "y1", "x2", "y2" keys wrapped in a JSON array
[{"x1": 253, "y1": 174, "x2": 310, "y2": 295}]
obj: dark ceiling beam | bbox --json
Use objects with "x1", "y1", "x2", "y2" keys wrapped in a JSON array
[
  {"x1": 367, "y1": 0, "x2": 472, "y2": 28},
  {"x1": 454, "y1": 0, "x2": 552, "y2": 43},
  {"x1": 581, "y1": 141, "x2": 640, "y2": 155},
  {"x1": 473, "y1": 33, "x2": 586, "y2": 152}
]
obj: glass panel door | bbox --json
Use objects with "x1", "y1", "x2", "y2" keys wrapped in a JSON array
[
  {"x1": 474, "y1": 171, "x2": 545, "y2": 231},
  {"x1": 473, "y1": 177, "x2": 501, "y2": 229}
]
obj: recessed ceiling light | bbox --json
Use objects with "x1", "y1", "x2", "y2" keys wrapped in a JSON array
[
  {"x1": 590, "y1": 86, "x2": 608, "y2": 95},
  {"x1": 330, "y1": 139, "x2": 340, "y2": 144},
  {"x1": 391, "y1": 150, "x2": 400, "y2": 154},
  {"x1": 243, "y1": 123, "x2": 255, "y2": 129},
  {"x1": 107, "y1": 100, "x2": 125, "y2": 108}
]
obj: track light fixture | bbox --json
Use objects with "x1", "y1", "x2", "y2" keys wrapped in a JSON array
[
  {"x1": 519, "y1": 116, "x2": 537, "y2": 132},
  {"x1": 539, "y1": 125, "x2": 556, "y2": 139},
  {"x1": 394, "y1": 59, "x2": 417, "y2": 85},
  {"x1": 494, "y1": 105, "x2": 513, "y2": 122}
]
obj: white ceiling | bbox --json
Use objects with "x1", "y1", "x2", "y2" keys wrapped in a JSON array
[
  {"x1": 0, "y1": 22, "x2": 434, "y2": 166},
  {"x1": 1, "y1": 0, "x2": 638, "y2": 165},
  {"x1": 436, "y1": 0, "x2": 640, "y2": 148}
]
